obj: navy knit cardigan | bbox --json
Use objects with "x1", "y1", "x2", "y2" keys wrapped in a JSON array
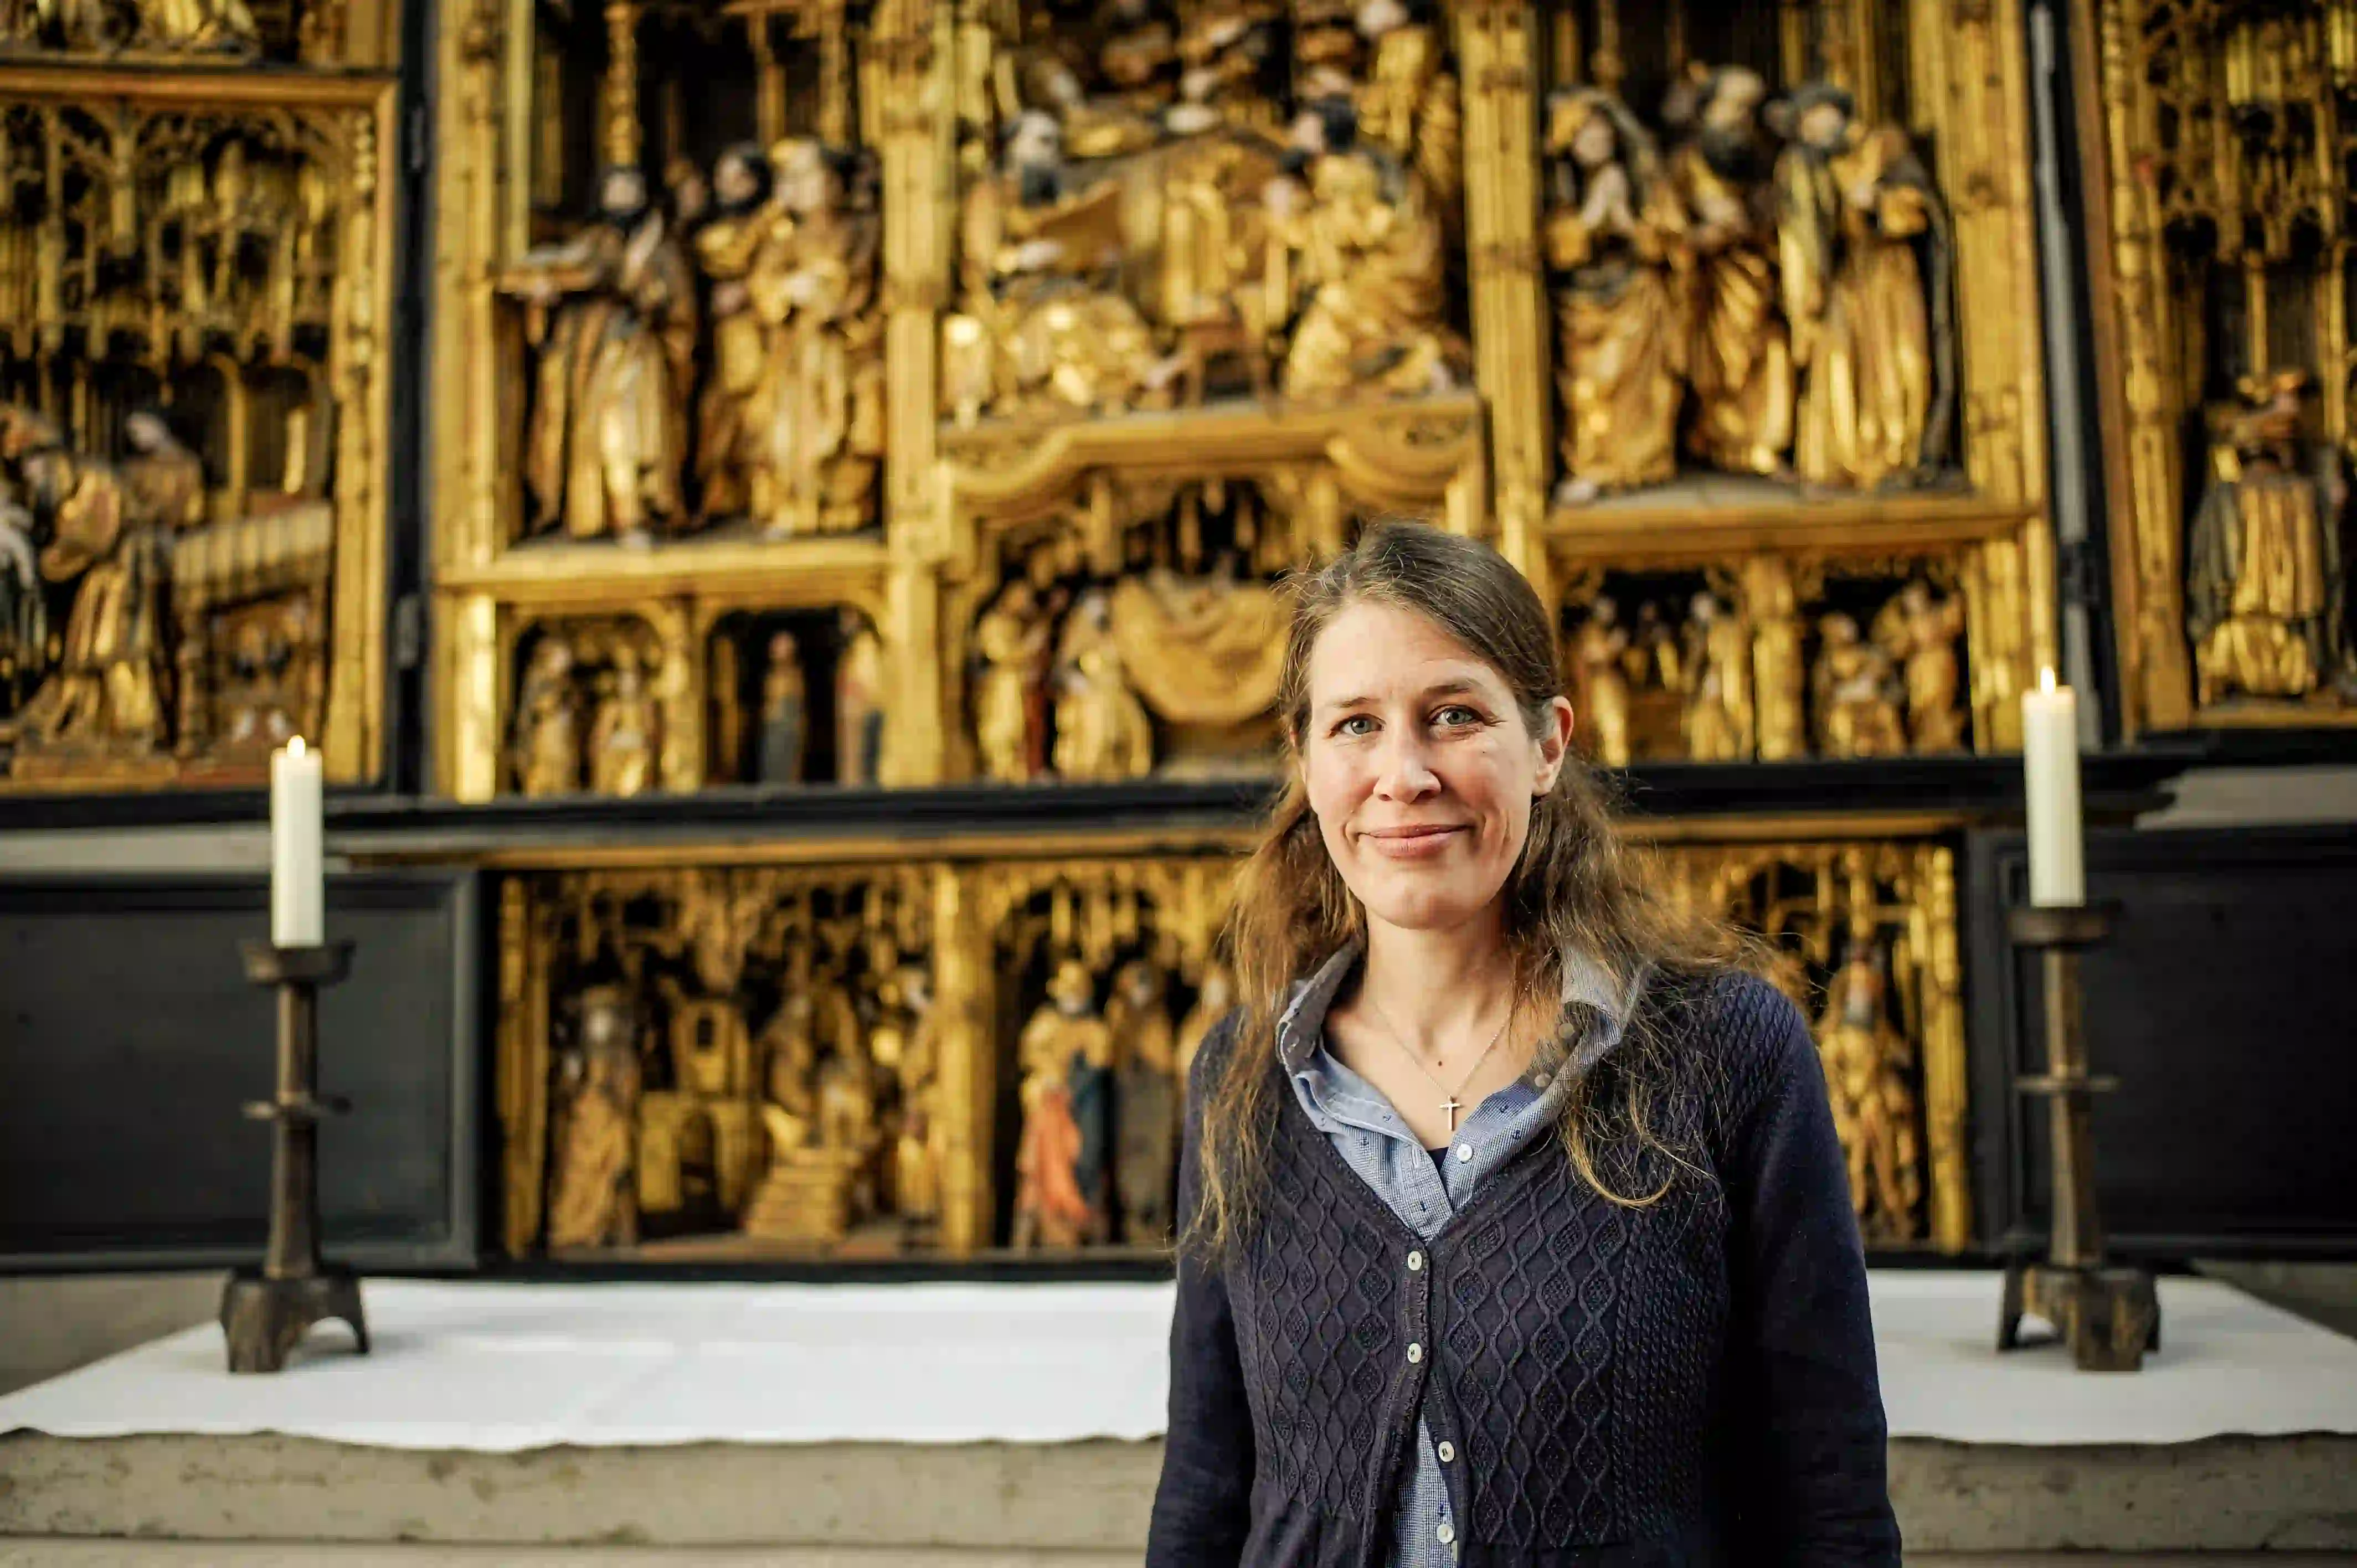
[{"x1": 1147, "y1": 971, "x2": 1903, "y2": 1567}]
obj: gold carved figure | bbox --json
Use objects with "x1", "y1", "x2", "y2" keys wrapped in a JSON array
[
  {"x1": 1668, "y1": 68, "x2": 1793, "y2": 478},
  {"x1": 975, "y1": 580, "x2": 1056, "y2": 784},
  {"x1": 504, "y1": 166, "x2": 699, "y2": 544},
  {"x1": 15, "y1": 443, "x2": 168, "y2": 753},
  {"x1": 888, "y1": 967, "x2": 944, "y2": 1229},
  {"x1": 690, "y1": 146, "x2": 773, "y2": 523},
  {"x1": 1568, "y1": 595, "x2": 1633, "y2": 767},
  {"x1": 588, "y1": 648, "x2": 660, "y2": 796},
  {"x1": 1175, "y1": 960, "x2": 1235, "y2": 1087},
  {"x1": 1052, "y1": 589, "x2": 1155, "y2": 781},
  {"x1": 951, "y1": 113, "x2": 1175, "y2": 419},
  {"x1": 758, "y1": 630, "x2": 807, "y2": 786},
  {"x1": 1352, "y1": 0, "x2": 1458, "y2": 215},
  {"x1": 836, "y1": 608, "x2": 886, "y2": 786},
  {"x1": 1106, "y1": 957, "x2": 1179, "y2": 1245},
  {"x1": 1013, "y1": 958, "x2": 1114, "y2": 1249},
  {"x1": 1815, "y1": 929, "x2": 1922, "y2": 1242},
  {"x1": 547, "y1": 986, "x2": 643, "y2": 1252},
  {"x1": 1544, "y1": 89, "x2": 1685, "y2": 506},
  {"x1": 131, "y1": 0, "x2": 258, "y2": 52},
  {"x1": 1742, "y1": 559, "x2": 1808, "y2": 764},
  {"x1": 1813, "y1": 612, "x2": 1907, "y2": 760},
  {"x1": 1773, "y1": 88, "x2": 1953, "y2": 491},
  {"x1": 749, "y1": 140, "x2": 886, "y2": 538},
  {"x1": 512, "y1": 636, "x2": 583, "y2": 796},
  {"x1": 2187, "y1": 371, "x2": 2349, "y2": 705},
  {"x1": 1872, "y1": 580, "x2": 1967, "y2": 752},
  {"x1": 1272, "y1": 99, "x2": 1461, "y2": 402},
  {"x1": 1679, "y1": 591, "x2": 1752, "y2": 762},
  {"x1": 639, "y1": 997, "x2": 763, "y2": 1219}
]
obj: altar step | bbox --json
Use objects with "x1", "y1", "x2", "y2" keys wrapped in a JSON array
[{"x1": 4, "y1": 1431, "x2": 2356, "y2": 1559}]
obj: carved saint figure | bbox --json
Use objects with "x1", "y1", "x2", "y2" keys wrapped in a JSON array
[
  {"x1": 121, "y1": 411, "x2": 205, "y2": 532},
  {"x1": 131, "y1": 0, "x2": 256, "y2": 51},
  {"x1": 1175, "y1": 961, "x2": 1234, "y2": 1086},
  {"x1": 750, "y1": 140, "x2": 886, "y2": 538},
  {"x1": 512, "y1": 635, "x2": 581, "y2": 796},
  {"x1": 1353, "y1": 0, "x2": 1458, "y2": 214},
  {"x1": 758, "y1": 630, "x2": 807, "y2": 785},
  {"x1": 15, "y1": 444, "x2": 168, "y2": 750},
  {"x1": 2187, "y1": 370, "x2": 2349, "y2": 705},
  {"x1": 1543, "y1": 88, "x2": 1685, "y2": 504},
  {"x1": 951, "y1": 112, "x2": 1175, "y2": 418},
  {"x1": 588, "y1": 648, "x2": 659, "y2": 796},
  {"x1": 504, "y1": 166, "x2": 698, "y2": 543},
  {"x1": 1774, "y1": 87, "x2": 1954, "y2": 490},
  {"x1": 1052, "y1": 589, "x2": 1155, "y2": 780},
  {"x1": 836, "y1": 608, "x2": 886, "y2": 786},
  {"x1": 1568, "y1": 595, "x2": 1633, "y2": 767},
  {"x1": 889, "y1": 967, "x2": 944, "y2": 1227},
  {"x1": 973, "y1": 580, "x2": 1054, "y2": 783},
  {"x1": 1814, "y1": 931, "x2": 1922, "y2": 1241},
  {"x1": 1272, "y1": 98, "x2": 1460, "y2": 402},
  {"x1": 1813, "y1": 612, "x2": 1907, "y2": 759},
  {"x1": 1872, "y1": 579, "x2": 1968, "y2": 752},
  {"x1": 690, "y1": 145, "x2": 773, "y2": 522},
  {"x1": 547, "y1": 986, "x2": 642, "y2": 1251},
  {"x1": 1669, "y1": 67, "x2": 1792, "y2": 477},
  {"x1": 1013, "y1": 958, "x2": 1114, "y2": 1249},
  {"x1": 1741, "y1": 559, "x2": 1808, "y2": 763},
  {"x1": 1106, "y1": 958, "x2": 1179, "y2": 1245},
  {"x1": 1679, "y1": 591, "x2": 1752, "y2": 762}
]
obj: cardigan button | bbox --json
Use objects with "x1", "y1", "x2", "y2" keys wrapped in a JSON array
[
  {"x1": 1407, "y1": 1250, "x2": 1423, "y2": 1272},
  {"x1": 1437, "y1": 1522, "x2": 1456, "y2": 1546},
  {"x1": 1436, "y1": 1441, "x2": 1456, "y2": 1462},
  {"x1": 1406, "y1": 1342, "x2": 1423, "y2": 1364}
]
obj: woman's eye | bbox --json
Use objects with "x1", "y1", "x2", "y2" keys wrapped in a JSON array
[
  {"x1": 1335, "y1": 714, "x2": 1377, "y2": 737},
  {"x1": 1434, "y1": 705, "x2": 1482, "y2": 728}
]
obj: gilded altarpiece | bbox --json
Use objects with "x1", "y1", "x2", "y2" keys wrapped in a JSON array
[
  {"x1": 495, "y1": 832, "x2": 1969, "y2": 1262},
  {"x1": 2083, "y1": 0, "x2": 2357, "y2": 734},
  {"x1": 0, "y1": 65, "x2": 396, "y2": 787}
]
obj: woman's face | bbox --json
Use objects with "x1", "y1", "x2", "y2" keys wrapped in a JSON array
[{"x1": 1300, "y1": 599, "x2": 1573, "y2": 937}]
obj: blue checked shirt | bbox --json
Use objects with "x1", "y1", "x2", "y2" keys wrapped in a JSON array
[{"x1": 1278, "y1": 943, "x2": 1632, "y2": 1568}]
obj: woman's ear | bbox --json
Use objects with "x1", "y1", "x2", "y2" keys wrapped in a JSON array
[{"x1": 1533, "y1": 695, "x2": 1576, "y2": 796}]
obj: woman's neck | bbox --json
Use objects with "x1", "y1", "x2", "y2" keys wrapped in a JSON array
[{"x1": 1356, "y1": 904, "x2": 1523, "y2": 1049}]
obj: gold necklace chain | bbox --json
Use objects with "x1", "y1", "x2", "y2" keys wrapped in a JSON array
[{"x1": 1361, "y1": 990, "x2": 1519, "y2": 1134}]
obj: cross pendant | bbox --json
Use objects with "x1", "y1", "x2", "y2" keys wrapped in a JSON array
[{"x1": 1442, "y1": 1096, "x2": 1463, "y2": 1132}]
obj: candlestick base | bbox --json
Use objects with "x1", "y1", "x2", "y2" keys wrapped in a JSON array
[
  {"x1": 223, "y1": 938, "x2": 368, "y2": 1374},
  {"x1": 1999, "y1": 1260, "x2": 2160, "y2": 1373},
  {"x1": 1999, "y1": 900, "x2": 2160, "y2": 1371},
  {"x1": 221, "y1": 1263, "x2": 370, "y2": 1374}
]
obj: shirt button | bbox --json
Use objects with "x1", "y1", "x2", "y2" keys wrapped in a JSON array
[
  {"x1": 1437, "y1": 1441, "x2": 1456, "y2": 1462},
  {"x1": 1533, "y1": 1071, "x2": 1552, "y2": 1089},
  {"x1": 1454, "y1": 1143, "x2": 1473, "y2": 1163},
  {"x1": 1438, "y1": 1523, "x2": 1456, "y2": 1545},
  {"x1": 1407, "y1": 1250, "x2": 1424, "y2": 1272},
  {"x1": 1406, "y1": 1342, "x2": 1423, "y2": 1364}
]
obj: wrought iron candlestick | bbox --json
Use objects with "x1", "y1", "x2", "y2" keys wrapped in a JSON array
[
  {"x1": 1998, "y1": 902, "x2": 2159, "y2": 1372},
  {"x1": 221, "y1": 940, "x2": 370, "y2": 1374}
]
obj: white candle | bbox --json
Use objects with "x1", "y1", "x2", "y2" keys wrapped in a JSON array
[
  {"x1": 2021, "y1": 668, "x2": 2086, "y2": 907},
  {"x1": 271, "y1": 735, "x2": 325, "y2": 947}
]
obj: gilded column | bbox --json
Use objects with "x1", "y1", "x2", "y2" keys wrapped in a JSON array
[
  {"x1": 1919, "y1": 847, "x2": 1972, "y2": 1254},
  {"x1": 448, "y1": 593, "x2": 503, "y2": 802},
  {"x1": 2095, "y1": 0, "x2": 2194, "y2": 731},
  {"x1": 1457, "y1": 0, "x2": 1551, "y2": 594},
  {"x1": 932, "y1": 864, "x2": 991, "y2": 1255}
]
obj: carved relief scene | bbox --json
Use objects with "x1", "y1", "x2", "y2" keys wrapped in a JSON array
[
  {"x1": 1655, "y1": 839, "x2": 1967, "y2": 1250},
  {"x1": 943, "y1": 0, "x2": 1469, "y2": 426},
  {"x1": 1557, "y1": 558, "x2": 1972, "y2": 766},
  {"x1": 1536, "y1": 2, "x2": 1980, "y2": 515},
  {"x1": 492, "y1": 0, "x2": 886, "y2": 549},
  {"x1": 2093, "y1": 0, "x2": 2357, "y2": 729},
  {"x1": 949, "y1": 478, "x2": 1327, "y2": 785},
  {"x1": 0, "y1": 0, "x2": 394, "y2": 65},
  {"x1": 506, "y1": 866, "x2": 944, "y2": 1258},
  {"x1": 502, "y1": 600, "x2": 887, "y2": 797},
  {"x1": 0, "y1": 86, "x2": 387, "y2": 786},
  {"x1": 983, "y1": 858, "x2": 1233, "y2": 1254}
]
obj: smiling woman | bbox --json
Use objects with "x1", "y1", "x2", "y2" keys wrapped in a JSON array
[{"x1": 1149, "y1": 520, "x2": 1901, "y2": 1567}]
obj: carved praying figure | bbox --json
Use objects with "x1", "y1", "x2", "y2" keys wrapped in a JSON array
[{"x1": 1813, "y1": 928, "x2": 1922, "y2": 1242}]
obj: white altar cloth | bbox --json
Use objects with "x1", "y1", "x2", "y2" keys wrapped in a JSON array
[{"x1": 2, "y1": 1271, "x2": 2351, "y2": 1453}]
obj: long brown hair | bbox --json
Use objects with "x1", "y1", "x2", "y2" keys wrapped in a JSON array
[{"x1": 1188, "y1": 521, "x2": 1747, "y2": 1257}]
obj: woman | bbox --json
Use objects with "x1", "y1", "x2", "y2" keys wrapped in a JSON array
[{"x1": 1148, "y1": 522, "x2": 1898, "y2": 1565}]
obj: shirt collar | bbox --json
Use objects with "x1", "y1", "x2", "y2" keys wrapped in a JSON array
[{"x1": 1273, "y1": 936, "x2": 1639, "y2": 1080}]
